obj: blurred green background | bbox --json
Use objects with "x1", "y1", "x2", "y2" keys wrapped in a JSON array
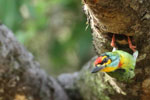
[{"x1": 0, "y1": 0, "x2": 94, "y2": 75}]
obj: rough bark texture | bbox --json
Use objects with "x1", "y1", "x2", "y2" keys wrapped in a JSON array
[
  {"x1": 1, "y1": 0, "x2": 150, "y2": 100},
  {"x1": 0, "y1": 25, "x2": 69, "y2": 100},
  {"x1": 59, "y1": 0, "x2": 150, "y2": 100},
  {"x1": 66, "y1": 0, "x2": 150, "y2": 100}
]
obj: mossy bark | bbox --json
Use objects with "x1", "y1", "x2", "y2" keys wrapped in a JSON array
[
  {"x1": 0, "y1": 0, "x2": 150, "y2": 100},
  {"x1": 59, "y1": 0, "x2": 150, "y2": 100},
  {"x1": 79, "y1": 0, "x2": 150, "y2": 100},
  {"x1": 58, "y1": 57, "x2": 126, "y2": 100}
]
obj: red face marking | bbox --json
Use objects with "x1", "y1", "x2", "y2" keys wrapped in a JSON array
[
  {"x1": 118, "y1": 61, "x2": 123, "y2": 68},
  {"x1": 94, "y1": 56, "x2": 103, "y2": 66}
]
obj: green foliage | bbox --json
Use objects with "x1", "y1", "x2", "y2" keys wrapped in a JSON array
[{"x1": 0, "y1": 0, "x2": 94, "y2": 75}]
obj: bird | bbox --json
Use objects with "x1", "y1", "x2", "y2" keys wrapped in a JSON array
[{"x1": 91, "y1": 48, "x2": 138, "y2": 82}]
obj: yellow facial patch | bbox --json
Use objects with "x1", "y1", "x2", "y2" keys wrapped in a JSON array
[
  {"x1": 100, "y1": 67, "x2": 117, "y2": 72},
  {"x1": 100, "y1": 56, "x2": 116, "y2": 72},
  {"x1": 102, "y1": 56, "x2": 107, "y2": 60},
  {"x1": 102, "y1": 56, "x2": 112, "y2": 66},
  {"x1": 103, "y1": 59, "x2": 111, "y2": 65}
]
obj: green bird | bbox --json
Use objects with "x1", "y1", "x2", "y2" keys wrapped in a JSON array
[{"x1": 91, "y1": 48, "x2": 138, "y2": 82}]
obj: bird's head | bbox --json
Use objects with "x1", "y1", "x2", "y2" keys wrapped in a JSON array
[{"x1": 91, "y1": 55, "x2": 116, "y2": 73}]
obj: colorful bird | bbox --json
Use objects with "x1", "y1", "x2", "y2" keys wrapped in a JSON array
[{"x1": 91, "y1": 48, "x2": 138, "y2": 82}]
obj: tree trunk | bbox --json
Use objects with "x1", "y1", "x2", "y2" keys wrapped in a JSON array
[
  {"x1": 59, "y1": 0, "x2": 150, "y2": 100},
  {"x1": 1, "y1": 0, "x2": 150, "y2": 100},
  {"x1": 0, "y1": 25, "x2": 69, "y2": 100}
]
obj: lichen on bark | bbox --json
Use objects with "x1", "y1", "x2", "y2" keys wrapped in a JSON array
[
  {"x1": 0, "y1": 0, "x2": 150, "y2": 100},
  {"x1": 80, "y1": 0, "x2": 150, "y2": 100}
]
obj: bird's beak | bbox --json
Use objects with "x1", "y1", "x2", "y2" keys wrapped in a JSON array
[{"x1": 91, "y1": 65, "x2": 105, "y2": 73}]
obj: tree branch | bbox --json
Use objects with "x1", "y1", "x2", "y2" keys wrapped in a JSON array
[{"x1": 0, "y1": 25, "x2": 69, "y2": 100}]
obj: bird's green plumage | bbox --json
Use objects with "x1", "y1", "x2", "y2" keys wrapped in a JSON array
[
  {"x1": 108, "y1": 50, "x2": 136, "y2": 70},
  {"x1": 96, "y1": 50, "x2": 138, "y2": 82}
]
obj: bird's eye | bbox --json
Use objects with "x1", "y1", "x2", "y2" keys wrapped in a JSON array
[
  {"x1": 101, "y1": 58, "x2": 108, "y2": 64},
  {"x1": 95, "y1": 56, "x2": 111, "y2": 66},
  {"x1": 103, "y1": 58, "x2": 108, "y2": 62}
]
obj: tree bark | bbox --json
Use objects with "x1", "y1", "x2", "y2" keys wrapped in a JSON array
[
  {"x1": 1, "y1": 0, "x2": 150, "y2": 100},
  {"x1": 0, "y1": 25, "x2": 69, "y2": 100},
  {"x1": 59, "y1": 0, "x2": 150, "y2": 100}
]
